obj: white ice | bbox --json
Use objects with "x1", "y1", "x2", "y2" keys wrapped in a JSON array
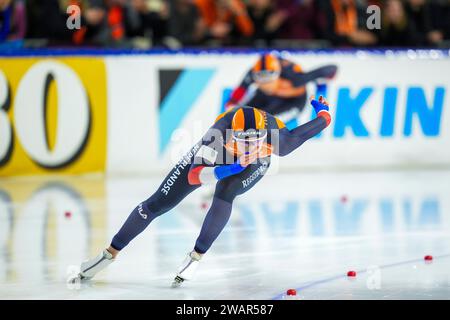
[{"x1": 0, "y1": 170, "x2": 449, "y2": 299}]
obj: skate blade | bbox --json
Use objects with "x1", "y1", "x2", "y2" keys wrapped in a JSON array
[
  {"x1": 171, "y1": 276, "x2": 184, "y2": 288},
  {"x1": 68, "y1": 273, "x2": 90, "y2": 284}
]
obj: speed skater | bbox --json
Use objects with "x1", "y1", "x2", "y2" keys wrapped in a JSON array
[
  {"x1": 72, "y1": 96, "x2": 332, "y2": 287},
  {"x1": 226, "y1": 52, "x2": 337, "y2": 127}
]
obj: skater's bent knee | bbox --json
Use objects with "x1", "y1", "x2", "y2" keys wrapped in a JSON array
[
  {"x1": 142, "y1": 196, "x2": 171, "y2": 218},
  {"x1": 214, "y1": 182, "x2": 239, "y2": 203},
  {"x1": 213, "y1": 190, "x2": 237, "y2": 204}
]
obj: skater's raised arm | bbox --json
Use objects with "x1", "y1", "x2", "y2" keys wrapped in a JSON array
[
  {"x1": 273, "y1": 96, "x2": 331, "y2": 157},
  {"x1": 288, "y1": 64, "x2": 338, "y2": 87},
  {"x1": 225, "y1": 70, "x2": 253, "y2": 109}
]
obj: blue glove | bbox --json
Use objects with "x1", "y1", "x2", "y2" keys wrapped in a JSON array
[
  {"x1": 214, "y1": 162, "x2": 246, "y2": 180},
  {"x1": 311, "y1": 99, "x2": 329, "y2": 114}
]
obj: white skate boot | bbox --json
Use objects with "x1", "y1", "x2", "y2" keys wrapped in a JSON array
[
  {"x1": 71, "y1": 249, "x2": 114, "y2": 282},
  {"x1": 171, "y1": 251, "x2": 202, "y2": 288}
]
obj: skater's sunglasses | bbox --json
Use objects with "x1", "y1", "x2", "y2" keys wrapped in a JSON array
[
  {"x1": 232, "y1": 131, "x2": 267, "y2": 147},
  {"x1": 252, "y1": 70, "x2": 280, "y2": 83}
]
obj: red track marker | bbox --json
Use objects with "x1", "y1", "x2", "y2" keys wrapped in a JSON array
[
  {"x1": 347, "y1": 270, "x2": 356, "y2": 277},
  {"x1": 424, "y1": 255, "x2": 433, "y2": 261},
  {"x1": 286, "y1": 289, "x2": 297, "y2": 296}
]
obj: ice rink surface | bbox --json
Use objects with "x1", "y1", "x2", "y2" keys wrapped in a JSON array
[{"x1": 1, "y1": 169, "x2": 449, "y2": 300}]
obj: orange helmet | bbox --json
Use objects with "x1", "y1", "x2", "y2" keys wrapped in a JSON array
[
  {"x1": 231, "y1": 107, "x2": 267, "y2": 141},
  {"x1": 252, "y1": 53, "x2": 281, "y2": 83}
]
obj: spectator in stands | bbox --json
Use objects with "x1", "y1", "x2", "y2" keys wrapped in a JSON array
[
  {"x1": 79, "y1": 0, "x2": 168, "y2": 47},
  {"x1": 379, "y1": 0, "x2": 419, "y2": 47},
  {"x1": 84, "y1": 0, "x2": 128, "y2": 45},
  {"x1": 125, "y1": 0, "x2": 168, "y2": 46},
  {"x1": 25, "y1": 0, "x2": 108, "y2": 45},
  {"x1": 195, "y1": 0, "x2": 254, "y2": 45},
  {"x1": 406, "y1": 0, "x2": 446, "y2": 46},
  {"x1": 246, "y1": 0, "x2": 281, "y2": 46},
  {"x1": 320, "y1": 0, "x2": 377, "y2": 47},
  {"x1": 275, "y1": 0, "x2": 325, "y2": 41},
  {"x1": 25, "y1": 0, "x2": 73, "y2": 42},
  {"x1": 0, "y1": 0, "x2": 26, "y2": 42},
  {"x1": 167, "y1": 0, "x2": 205, "y2": 47},
  {"x1": 79, "y1": 1, "x2": 106, "y2": 44},
  {"x1": 432, "y1": 0, "x2": 450, "y2": 41},
  {"x1": 367, "y1": 0, "x2": 382, "y2": 6}
]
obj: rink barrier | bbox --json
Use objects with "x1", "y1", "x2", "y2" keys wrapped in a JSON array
[
  {"x1": 0, "y1": 49, "x2": 449, "y2": 176},
  {"x1": 0, "y1": 48, "x2": 449, "y2": 57}
]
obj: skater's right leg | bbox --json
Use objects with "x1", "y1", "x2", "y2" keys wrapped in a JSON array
[
  {"x1": 171, "y1": 196, "x2": 233, "y2": 287},
  {"x1": 172, "y1": 160, "x2": 270, "y2": 286}
]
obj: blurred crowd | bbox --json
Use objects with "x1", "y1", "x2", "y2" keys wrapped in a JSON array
[{"x1": 1, "y1": 0, "x2": 449, "y2": 49}]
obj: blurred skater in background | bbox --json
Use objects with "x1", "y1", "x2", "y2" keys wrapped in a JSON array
[{"x1": 225, "y1": 53, "x2": 337, "y2": 129}]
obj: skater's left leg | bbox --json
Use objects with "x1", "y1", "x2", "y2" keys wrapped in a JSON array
[
  {"x1": 194, "y1": 157, "x2": 271, "y2": 254},
  {"x1": 194, "y1": 196, "x2": 233, "y2": 254},
  {"x1": 173, "y1": 158, "x2": 271, "y2": 285},
  {"x1": 172, "y1": 190, "x2": 236, "y2": 286}
]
